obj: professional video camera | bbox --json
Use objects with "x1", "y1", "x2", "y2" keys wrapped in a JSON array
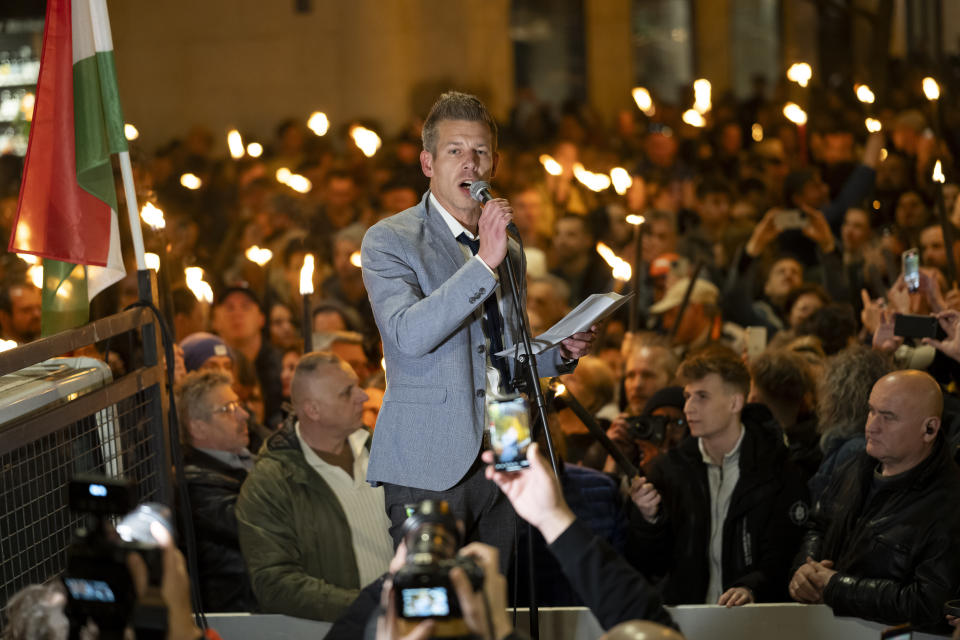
[
  {"x1": 393, "y1": 500, "x2": 484, "y2": 636},
  {"x1": 61, "y1": 475, "x2": 174, "y2": 640}
]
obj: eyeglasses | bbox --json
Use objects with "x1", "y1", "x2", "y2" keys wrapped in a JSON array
[{"x1": 212, "y1": 400, "x2": 243, "y2": 415}]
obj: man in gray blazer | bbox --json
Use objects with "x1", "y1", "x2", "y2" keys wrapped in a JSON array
[{"x1": 361, "y1": 91, "x2": 595, "y2": 566}]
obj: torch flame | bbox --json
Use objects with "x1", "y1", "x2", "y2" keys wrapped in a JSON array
[
  {"x1": 783, "y1": 102, "x2": 808, "y2": 126},
  {"x1": 227, "y1": 129, "x2": 245, "y2": 159},
  {"x1": 923, "y1": 77, "x2": 940, "y2": 101},
  {"x1": 308, "y1": 111, "x2": 330, "y2": 136},
  {"x1": 180, "y1": 173, "x2": 202, "y2": 190},
  {"x1": 299, "y1": 254, "x2": 315, "y2": 295},
  {"x1": 140, "y1": 202, "x2": 165, "y2": 230},
  {"x1": 184, "y1": 267, "x2": 214, "y2": 303},
  {"x1": 350, "y1": 125, "x2": 382, "y2": 158},
  {"x1": 596, "y1": 242, "x2": 632, "y2": 281},
  {"x1": 610, "y1": 167, "x2": 633, "y2": 195},
  {"x1": 631, "y1": 87, "x2": 655, "y2": 116},
  {"x1": 124, "y1": 123, "x2": 139, "y2": 140},
  {"x1": 145, "y1": 253, "x2": 160, "y2": 272},
  {"x1": 276, "y1": 167, "x2": 292, "y2": 183},
  {"x1": 0, "y1": 339, "x2": 17, "y2": 352},
  {"x1": 933, "y1": 160, "x2": 945, "y2": 184},
  {"x1": 349, "y1": 251, "x2": 362, "y2": 268},
  {"x1": 285, "y1": 174, "x2": 312, "y2": 194},
  {"x1": 625, "y1": 214, "x2": 645, "y2": 226},
  {"x1": 246, "y1": 142, "x2": 263, "y2": 158},
  {"x1": 554, "y1": 381, "x2": 567, "y2": 396},
  {"x1": 693, "y1": 78, "x2": 711, "y2": 114},
  {"x1": 865, "y1": 118, "x2": 882, "y2": 133},
  {"x1": 855, "y1": 84, "x2": 875, "y2": 104},
  {"x1": 16, "y1": 253, "x2": 38, "y2": 265},
  {"x1": 573, "y1": 163, "x2": 612, "y2": 192},
  {"x1": 27, "y1": 265, "x2": 43, "y2": 289},
  {"x1": 751, "y1": 123, "x2": 763, "y2": 142},
  {"x1": 786, "y1": 62, "x2": 812, "y2": 88},
  {"x1": 245, "y1": 245, "x2": 274, "y2": 266},
  {"x1": 682, "y1": 109, "x2": 706, "y2": 128},
  {"x1": 539, "y1": 154, "x2": 563, "y2": 176}
]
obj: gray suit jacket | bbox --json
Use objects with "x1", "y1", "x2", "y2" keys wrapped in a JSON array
[{"x1": 361, "y1": 192, "x2": 568, "y2": 491}]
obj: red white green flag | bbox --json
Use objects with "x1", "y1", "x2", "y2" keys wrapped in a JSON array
[{"x1": 8, "y1": 0, "x2": 127, "y2": 335}]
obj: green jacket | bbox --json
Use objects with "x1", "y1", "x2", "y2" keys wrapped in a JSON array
[{"x1": 236, "y1": 425, "x2": 361, "y2": 621}]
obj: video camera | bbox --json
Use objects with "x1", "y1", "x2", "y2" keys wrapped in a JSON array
[
  {"x1": 623, "y1": 414, "x2": 687, "y2": 447},
  {"x1": 61, "y1": 475, "x2": 174, "y2": 640},
  {"x1": 393, "y1": 500, "x2": 484, "y2": 634}
]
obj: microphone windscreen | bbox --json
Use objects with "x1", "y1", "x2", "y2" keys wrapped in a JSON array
[{"x1": 469, "y1": 181, "x2": 493, "y2": 203}]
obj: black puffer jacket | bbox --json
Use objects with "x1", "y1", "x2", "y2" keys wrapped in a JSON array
[
  {"x1": 796, "y1": 435, "x2": 960, "y2": 632},
  {"x1": 181, "y1": 447, "x2": 258, "y2": 612},
  {"x1": 628, "y1": 404, "x2": 810, "y2": 604}
]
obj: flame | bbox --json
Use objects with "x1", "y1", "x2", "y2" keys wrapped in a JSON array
[
  {"x1": 631, "y1": 87, "x2": 655, "y2": 116},
  {"x1": 56, "y1": 280, "x2": 73, "y2": 299},
  {"x1": 349, "y1": 251, "x2": 362, "y2": 268},
  {"x1": 140, "y1": 202, "x2": 165, "y2": 230},
  {"x1": 246, "y1": 142, "x2": 263, "y2": 158},
  {"x1": 286, "y1": 174, "x2": 312, "y2": 193},
  {"x1": 610, "y1": 167, "x2": 633, "y2": 195},
  {"x1": 184, "y1": 267, "x2": 214, "y2": 303},
  {"x1": 145, "y1": 253, "x2": 160, "y2": 272},
  {"x1": 693, "y1": 78, "x2": 711, "y2": 114},
  {"x1": 855, "y1": 84, "x2": 875, "y2": 104},
  {"x1": 350, "y1": 125, "x2": 382, "y2": 157},
  {"x1": 227, "y1": 129, "x2": 245, "y2": 159},
  {"x1": 786, "y1": 62, "x2": 812, "y2": 88},
  {"x1": 276, "y1": 167, "x2": 292, "y2": 183},
  {"x1": 923, "y1": 77, "x2": 940, "y2": 101},
  {"x1": 539, "y1": 154, "x2": 563, "y2": 176},
  {"x1": 625, "y1": 214, "x2": 645, "y2": 226},
  {"x1": 554, "y1": 381, "x2": 567, "y2": 396},
  {"x1": 865, "y1": 118, "x2": 882, "y2": 133},
  {"x1": 596, "y1": 242, "x2": 632, "y2": 281},
  {"x1": 27, "y1": 265, "x2": 43, "y2": 288},
  {"x1": 783, "y1": 102, "x2": 808, "y2": 125},
  {"x1": 299, "y1": 254, "x2": 315, "y2": 295},
  {"x1": 308, "y1": 111, "x2": 330, "y2": 136},
  {"x1": 751, "y1": 123, "x2": 763, "y2": 142},
  {"x1": 17, "y1": 253, "x2": 38, "y2": 265},
  {"x1": 0, "y1": 339, "x2": 17, "y2": 352},
  {"x1": 124, "y1": 123, "x2": 139, "y2": 140},
  {"x1": 933, "y1": 160, "x2": 945, "y2": 184},
  {"x1": 245, "y1": 245, "x2": 273, "y2": 266},
  {"x1": 180, "y1": 173, "x2": 202, "y2": 190},
  {"x1": 21, "y1": 92, "x2": 35, "y2": 121},
  {"x1": 573, "y1": 163, "x2": 611, "y2": 192},
  {"x1": 682, "y1": 109, "x2": 706, "y2": 128},
  {"x1": 880, "y1": 148, "x2": 888, "y2": 161}
]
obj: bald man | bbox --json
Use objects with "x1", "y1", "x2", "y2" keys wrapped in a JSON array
[{"x1": 789, "y1": 370, "x2": 960, "y2": 632}]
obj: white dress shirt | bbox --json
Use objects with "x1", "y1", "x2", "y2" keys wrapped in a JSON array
[{"x1": 700, "y1": 424, "x2": 745, "y2": 604}]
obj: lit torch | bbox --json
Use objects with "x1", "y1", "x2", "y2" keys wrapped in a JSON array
[
  {"x1": 631, "y1": 87, "x2": 655, "y2": 116},
  {"x1": 245, "y1": 245, "x2": 273, "y2": 266},
  {"x1": 573, "y1": 163, "x2": 611, "y2": 192},
  {"x1": 596, "y1": 242, "x2": 631, "y2": 282},
  {"x1": 184, "y1": 267, "x2": 214, "y2": 304},
  {"x1": 610, "y1": 167, "x2": 633, "y2": 196},
  {"x1": 786, "y1": 62, "x2": 812, "y2": 88},
  {"x1": 933, "y1": 160, "x2": 957, "y2": 287},
  {"x1": 227, "y1": 129, "x2": 245, "y2": 159},
  {"x1": 693, "y1": 79, "x2": 711, "y2": 114},
  {"x1": 350, "y1": 125, "x2": 382, "y2": 158},
  {"x1": 350, "y1": 251, "x2": 362, "y2": 268},
  {"x1": 539, "y1": 154, "x2": 563, "y2": 176},
  {"x1": 300, "y1": 254, "x2": 315, "y2": 352}
]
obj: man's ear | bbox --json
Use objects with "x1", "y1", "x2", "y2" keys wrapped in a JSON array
[
  {"x1": 186, "y1": 417, "x2": 207, "y2": 446},
  {"x1": 923, "y1": 417, "x2": 940, "y2": 442},
  {"x1": 300, "y1": 399, "x2": 320, "y2": 422},
  {"x1": 420, "y1": 149, "x2": 434, "y2": 178},
  {"x1": 490, "y1": 150, "x2": 500, "y2": 179},
  {"x1": 730, "y1": 392, "x2": 745, "y2": 415}
]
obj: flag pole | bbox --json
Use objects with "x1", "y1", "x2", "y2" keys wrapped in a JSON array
[{"x1": 87, "y1": 0, "x2": 146, "y2": 271}]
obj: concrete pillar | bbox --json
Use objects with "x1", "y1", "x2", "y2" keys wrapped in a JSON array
[
  {"x1": 584, "y1": 0, "x2": 634, "y2": 124},
  {"x1": 693, "y1": 0, "x2": 731, "y2": 94}
]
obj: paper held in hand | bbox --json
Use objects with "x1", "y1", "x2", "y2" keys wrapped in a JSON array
[{"x1": 496, "y1": 292, "x2": 633, "y2": 358}]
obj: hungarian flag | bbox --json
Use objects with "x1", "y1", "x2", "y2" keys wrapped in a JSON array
[{"x1": 8, "y1": 0, "x2": 127, "y2": 335}]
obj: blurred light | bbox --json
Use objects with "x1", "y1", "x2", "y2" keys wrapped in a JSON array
[
  {"x1": 184, "y1": 267, "x2": 214, "y2": 303},
  {"x1": 933, "y1": 160, "x2": 945, "y2": 184},
  {"x1": 631, "y1": 87, "x2": 655, "y2": 116},
  {"x1": 381, "y1": 357, "x2": 386, "y2": 371},
  {"x1": 865, "y1": 117, "x2": 882, "y2": 133},
  {"x1": 596, "y1": 242, "x2": 631, "y2": 281},
  {"x1": 751, "y1": 123, "x2": 763, "y2": 142},
  {"x1": 682, "y1": 109, "x2": 706, "y2": 128},
  {"x1": 55, "y1": 280, "x2": 73, "y2": 299},
  {"x1": 140, "y1": 202, "x2": 165, "y2": 230},
  {"x1": 783, "y1": 102, "x2": 808, "y2": 126},
  {"x1": 180, "y1": 173, "x2": 201, "y2": 190},
  {"x1": 610, "y1": 167, "x2": 633, "y2": 195},
  {"x1": 124, "y1": 123, "x2": 139, "y2": 140},
  {"x1": 539, "y1": 154, "x2": 563, "y2": 176},
  {"x1": 786, "y1": 62, "x2": 812, "y2": 87},
  {"x1": 308, "y1": 111, "x2": 329, "y2": 136},
  {"x1": 246, "y1": 142, "x2": 263, "y2": 158},
  {"x1": 693, "y1": 78, "x2": 711, "y2": 114},
  {"x1": 880, "y1": 148, "x2": 888, "y2": 161},
  {"x1": 0, "y1": 339, "x2": 17, "y2": 352},
  {"x1": 21, "y1": 92, "x2": 35, "y2": 121},
  {"x1": 350, "y1": 125, "x2": 382, "y2": 157},
  {"x1": 873, "y1": 200, "x2": 881, "y2": 210},
  {"x1": 145, "y1": 253, "x2": 160, "y2": 272},
  {"x1": 17, "y1": 253, "x2": 38, "y2": 265},
  {"x1": 855, "y1": 84, "x2": 875, "y2": 104},
  {"x1": 573, "y1": 163, "x2": 611, "y2": 192},
  {"x1": 27, "y1": 265, "x2": 43, "y2": 288},
  {"x1": 625, "y1": 214, "x2": 645, "y2": 226},
  {"x1": 349, "y1": 250, "x2": 362, "y2": 268},
  {"x1": 554, "y1": 382, "x2": 567, "y2": 396},
  {"x1": 245, "y1": 245, "x2": 273, "y2": 266},
  {"x1": 227, "y1": 129, "x2": 244, "y2": 159},
  {"x1": 285, "y1": 174, "x2": 312, "y2": 193},
  {"x1": 276, "y1": 167, "x2": 292, "y2": 184},
  {"x1": 923, "y1": 77, "x2": 940, "y2": 101},
  {"x1": 299, "y1": 254, "x2": 315, "y2": 295}
]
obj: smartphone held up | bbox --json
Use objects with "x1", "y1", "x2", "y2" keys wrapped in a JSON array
[{"x1": 486, "y1": 394, "x2": 532, "y2": 472}]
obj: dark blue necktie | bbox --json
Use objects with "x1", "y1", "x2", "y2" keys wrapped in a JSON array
[{"x1": 457, "y1": 233, "x2": 512, "y2": 392}]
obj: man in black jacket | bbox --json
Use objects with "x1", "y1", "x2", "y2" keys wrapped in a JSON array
[
  {"x1": 790, "y1": 370, "x2": 960, "y2": 632},
  {"x1": 176, "y1": 370, "x2": 258, "y2": 612},
  {"x1": 628, "y1": 345, "x2": 809, "y2": 606}
]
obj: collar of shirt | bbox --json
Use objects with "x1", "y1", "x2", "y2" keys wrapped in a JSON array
[
  {"x1": 698, "y1": 423, "x2": 746, "y2": 467},
  {"x1": 430, "y1": 192, "x2": 476, "y2": 241},
  {"x1": 295, "y1": 421, "x2": 370, "y2": 471},
  {"x1": 196, "y1": 447, "x2": 254, "y2": 472}
]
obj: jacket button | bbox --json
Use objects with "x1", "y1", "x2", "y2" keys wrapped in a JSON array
[
  {"x1": 477, "y1": 345, "x2": 485, "y2": 354},
  {"x1": 476, "y1": 389, "x2": 485, "y2": 398},
  {"x1": 479, "y1": 287, "x2": 486, "y2": 295}
]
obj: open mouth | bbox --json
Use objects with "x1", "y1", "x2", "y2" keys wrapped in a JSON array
[{"x1": 459, "y1": 180, "x2": 472, "y2": 194}]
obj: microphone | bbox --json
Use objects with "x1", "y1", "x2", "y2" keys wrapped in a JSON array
[{"x1": 469, "y1": 181, "x2": 519, "y2": 237}]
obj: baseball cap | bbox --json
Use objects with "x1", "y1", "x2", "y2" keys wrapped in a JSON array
[
  {"x1": 649, "y1": 278, "x2": 719, "y2": 314},
  {"x1": 216, "y1": 282, "x2": 262, "y2": 309},
  {"x1": 180, "y1": 332, "x2": 233, "y2": 372}
]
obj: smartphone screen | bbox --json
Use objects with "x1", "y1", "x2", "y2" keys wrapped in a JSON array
[
  {"x1": 487, "y1": 395, "x2": 531, "y2": 471},
  {"x1": 902, "y1": 248, "x2": 920, "y2": 292},
  {"x1": 63, "y1": 578, "x2": 117, "y2": 603},
  {"x1": 400, "y1": 586, "x2": 451, "y2": 618}
]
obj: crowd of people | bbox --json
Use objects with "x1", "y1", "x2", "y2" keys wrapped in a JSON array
[{"x1": 6, "y1": 65, "x2": 960, "y2": 638}]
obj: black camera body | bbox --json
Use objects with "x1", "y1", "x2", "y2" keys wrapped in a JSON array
[
  {"x1": 624, "y1": 415, "x2": 669, "y2": 446},
  {"x1": 393, "y1": 500, "x2": 483, "y2": 621},
  {"x1": 62, "y1": 476, "x2": 166, "y2": 637}
]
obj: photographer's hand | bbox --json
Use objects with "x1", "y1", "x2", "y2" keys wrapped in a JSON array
[
  {"x1": 924, "y1": 309, "x2": 960, "y2": 362},
  {"x1": 127, "y1": 546, "x2": 203, "y2": 640},
  {"x1": 453, "y1": 543, "x2": 512, "y2": 640},
  {"x1": 628, "y1": 476, "x2": 661, "y2": 524},
  {"x1": 376, "y1": 575, "x2": 435, "y2": 640}
]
